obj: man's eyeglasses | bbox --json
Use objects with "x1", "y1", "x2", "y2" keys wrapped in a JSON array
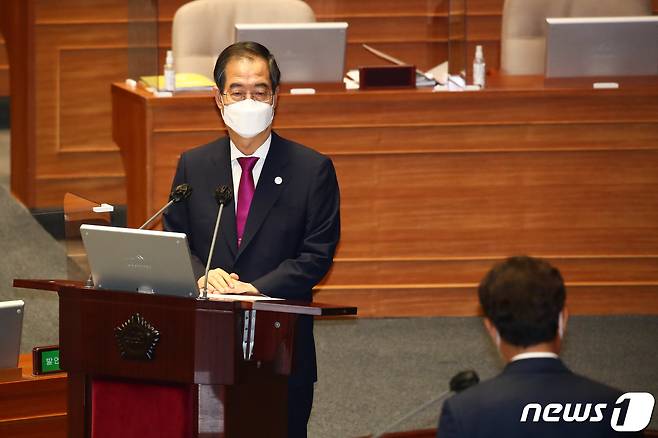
[{"x1": 221, "y1": 90, "x2": 273, "y2": 103}]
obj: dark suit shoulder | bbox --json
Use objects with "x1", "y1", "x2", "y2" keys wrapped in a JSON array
[
  {"x1": 272, "y1": 132, "x2": 332, "y2": 167},
  {"x1": 556, "y1": 372, "x2": 623, "y2": 401},
  {"x1": 179, "y1": 136, "x2": 228, "y2": 163},
  {"x1": 448, "y1": 359, "x2": 622, "y2": 410},
  {"x1": 439, "y1": 359, "x2": 628, "y2": 438}
]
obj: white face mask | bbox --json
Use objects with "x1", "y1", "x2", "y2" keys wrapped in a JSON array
[{"x1": 220, "y1": 98, "x2": 274, "y2": 139}]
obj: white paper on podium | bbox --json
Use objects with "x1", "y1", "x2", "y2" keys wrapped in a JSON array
[{"x1": 207, "y1": 293, "x2": 283, "y2": 302}]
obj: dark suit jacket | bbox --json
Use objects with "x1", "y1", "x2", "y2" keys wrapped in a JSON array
[
  {"x1": 437, "y1": 358, "x2": 638, "y2": 438},
  {"x1": 162, "y1": 132, "x2": 340, "y2": 385}
]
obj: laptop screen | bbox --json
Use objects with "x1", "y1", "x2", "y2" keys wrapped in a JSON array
[
  {"x1": 235, "y1": 22, "x2": 348, "y2": 83},
  {"x1": 80, "y1": 225, "x2": 199, "y2": 298},
  {"x1": 0, "y1": 300, "x2": 24, "y2": 369},
  {"x1": 545, "y1": 16, "x2": 658, "y2": 78}
]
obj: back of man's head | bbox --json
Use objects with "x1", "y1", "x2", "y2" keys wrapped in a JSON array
[{"x1": 478, "y1": 256, "x2": 566, "y2": 348}]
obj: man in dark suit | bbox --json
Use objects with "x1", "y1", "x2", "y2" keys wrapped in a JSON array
[
  {"x1": 437, "y1": 256, "x2": 639, "y2": 438},
  {"x1": 163, "y1": 41, "x2": 340, "y2": 438}
]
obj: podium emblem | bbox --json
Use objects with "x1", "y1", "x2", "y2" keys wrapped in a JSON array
[{"x1": 114, "y1": 313, "x2": 160, "y2": 360}]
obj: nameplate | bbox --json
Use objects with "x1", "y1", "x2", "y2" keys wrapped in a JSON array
[{"x1": 359, "y1": 65, "x2": 416, "y2": 90}]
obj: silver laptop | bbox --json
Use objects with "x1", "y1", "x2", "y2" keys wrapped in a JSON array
[
  {"x1": 0, "y1": 300, "x2": 24, "y2": 369},
  {"x1": 80, "y1": 224, "x2": 199, "y2": 298},
  {"x1": 235, "y1": 22, "x2": 348, "y2": 83},
  {"x1": 545, "y1": 16, "x2": 658, "y2": 78}
]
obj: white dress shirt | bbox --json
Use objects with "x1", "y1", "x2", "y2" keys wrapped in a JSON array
[
  {"x1": 229, "y1": 134, "x2": 272, "y2": 213},
  {"x1": 511, "y1": 351, "x2": 559, "y2": 362}
]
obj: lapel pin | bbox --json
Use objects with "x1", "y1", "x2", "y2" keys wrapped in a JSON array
[{"x1": 274, "y1": 176, "x2": 283, "y2": 185}]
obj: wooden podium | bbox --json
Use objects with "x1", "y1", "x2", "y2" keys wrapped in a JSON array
[{"x1": 14, "y1": 279, "x2": 356, "y2": 438}]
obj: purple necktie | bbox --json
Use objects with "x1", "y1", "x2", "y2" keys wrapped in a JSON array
[{"x1": 236, "y1": 156, "x2": 259, "y2": 247}]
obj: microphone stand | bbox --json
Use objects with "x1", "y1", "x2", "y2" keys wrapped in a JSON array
[
  {"x1": 139, "y1": 199, "x2": 175, "y2": 230},
  {"x1": 140, "y1": 183, "x2": 193, "y2": 230},
  {"x1": 371, "y1": 370, "x2": 480, "y2": 438},
  {"x1": 371, "y1": 390, "x2": 452, "y2": 438},
  {"x1": 200, "y1": 185, "x2": 233, "y2": 300}
]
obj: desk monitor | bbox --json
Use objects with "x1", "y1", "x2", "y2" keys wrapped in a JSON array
[
  {"x1": 545, "y1": 16, "x2": 658, "y2": 78},
  {"x1": 0, "y1": 300, "x2": 24, "y2": 369},
  {"x1": 80, "y1": 224, "x2": 199, "y2": 298},
  {"x1": 235, "y1": 22, "x2": 348, "y2": 83}
]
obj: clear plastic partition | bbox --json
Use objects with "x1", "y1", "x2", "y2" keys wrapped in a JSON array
[
  {"x1": 63, "y1": 193, "x2": 113, "y2": 281},
  {"x1": 127, "y1": 0, "x2": 160, "y2": 82},
  {"x1": 448, "y1": 0, "x2": 468, "y2": 79}
]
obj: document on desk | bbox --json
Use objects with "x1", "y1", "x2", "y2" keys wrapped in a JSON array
[{"x1": 207, "y1": 293, "x2": 284, "y2": 302}]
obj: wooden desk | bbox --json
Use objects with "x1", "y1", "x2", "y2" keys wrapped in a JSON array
[
  {"x1": 0, "y1": 0, "x2": 510, "y2": 209},
  {"x1": 112, "y1": 77, "x2": 658, "y2": 317},
  {"x1": 0, "y1": 354, "x2": 67, "y2": 437}
]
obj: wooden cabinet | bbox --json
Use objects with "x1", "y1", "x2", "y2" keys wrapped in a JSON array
[{"x1": 0, "y1": 354, "x2": 67, "y2": 437}]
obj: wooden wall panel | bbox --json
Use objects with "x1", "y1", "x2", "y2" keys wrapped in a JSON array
[
  {"x1": 0, "y1": 35, "x2": 6, "y2": 70},
  {"x1": 314, "y1": 284, "x2": 658, "y2": 317},
  {"x1": 346, "y1": 41, "x2": 448, "y2": 71},
  {"x1": 3, "y1": 0, "x2": 134, "y2": 208},
  {"x1": 324, "y1": 257, "x2": 658, "y2": 285},
  {"x1": 34, "y1": 175, "x2": 125, "y2": 207},
  {"x1": 335, "y1": 16, "x2": 448, "y2": 42},
  {"x1": 1, "y1": 0, "x2": 35, "y2": 205},
  {"x1": 331, "y1": 150, "x2": 658, "y2": 258},
  {"x1": 34, "y1": 0, "x2": 126, "y2": 21},
  {"x1": 0, "y1": 34, "x2": 8, "y2": 97},
  {"x1": 303, "y1": 0, "x2": 448, "y2": 15},
  {"x1": 29, "y1": 10, "x2": 128, "y2": 206},
  {"x1": 149, "y1": 122, "x2": 658, "y2": 158},
  {"x1": 58, "y1": 47, "x2": 126, "y2": 151},
  {"x1": 278, "y1": 123, "x2": 658, "y2": 154},
  {"x1": 305, "y1": 0, "x2": 505, "y2": 15}
]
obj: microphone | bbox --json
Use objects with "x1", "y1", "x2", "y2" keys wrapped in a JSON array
[
  {"x1": 200, "y1": 185, "x2": 233, "y2": 300},
  {"x1": 84, "y1": 183, "x2": 193, "y2": 288},
  {"x1": 449, "y1": 370, "x2": 479, "y2": 392},
  {"x1": 371, "y1": 370, "x2": 479, "y2": 438},
  {"x1": 139, "y1": 183, "x2": 193, "y2": 230}
]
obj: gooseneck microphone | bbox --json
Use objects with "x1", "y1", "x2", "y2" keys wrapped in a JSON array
[
  {"x1": 371, "y1": 370, "x2": 480, "y2": 438},
  {"x1": 200, "y1": 185, "x2": 233, "y2": 300},
  {"x1": 449, "y1": 370, "x2": 479, "y2": 393},
  {"x1": 139, "y1": 183, "x2": 193, "y2": 230}
]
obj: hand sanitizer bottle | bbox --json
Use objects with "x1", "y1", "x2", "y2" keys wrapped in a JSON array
[
  {"x1": 473, "y1": 45, "x2": 485, "y2": 89},
  {"x1": 164, "y1": 50, "x2": 175, "y2": 92}
]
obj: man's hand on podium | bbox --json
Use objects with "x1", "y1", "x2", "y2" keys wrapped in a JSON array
[
  {"x1": 198, "y1": 268, "x2": 261, "y2": 295},
  {"x1": 226, "y1": 280, "x2": 260, "y2": 296},
  {"x1": 199, "y1": 267, "x2": 238, "y2": 291}
]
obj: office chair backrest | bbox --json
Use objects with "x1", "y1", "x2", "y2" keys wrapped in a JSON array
[
  {"x1": 172, "y1": 0, "x2": 315, "y2": 80},
  {"x1": 500, "y1": 0, "x2": 652, "y2": 75},
  {"x1": 568, "y1": 0, "x2": 652, "y2": 17},
  {"x1": 500, "y1": 0, "x2": 570, "y2": 75}
]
